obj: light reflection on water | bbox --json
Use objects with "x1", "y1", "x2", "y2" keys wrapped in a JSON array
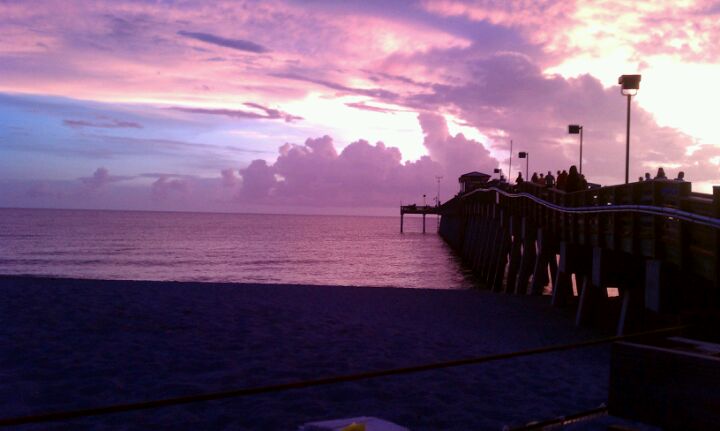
[{"x1": 0, "y1": 209, "x2": 476, "y2": 289}]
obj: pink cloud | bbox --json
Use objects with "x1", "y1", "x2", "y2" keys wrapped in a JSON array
[
  {"x1": 419, "y1": 112, "x2": 497, "y2": 178},
  {"x1": 399, "y1": 52, "x2": 716, "y2": 187},
  {"x1": 221, "y1": 168, "x2": 238, "y2": 187},
  {"x1": 79, "y1": 167, "x2": 132, "y2": 189},
  {"x1": 151, "y1": 176, "x2": 189, "y2": 199},
  {"x1": 237, "y1": 115, "x2": 499, "y2": 206}
]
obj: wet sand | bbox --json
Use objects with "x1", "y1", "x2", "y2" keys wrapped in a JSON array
[{"x1": 0, "y1": 276, "x2": 656, "y2": 430}]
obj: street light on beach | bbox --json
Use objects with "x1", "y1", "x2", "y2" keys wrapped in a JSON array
[
  {"x1": 619, "y1": 74, "x2": 641, "y2": 184},
  {"x1": 568, "y1": 124, "x2": 583, "y2": 174}
]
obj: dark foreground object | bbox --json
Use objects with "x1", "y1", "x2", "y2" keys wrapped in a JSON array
[
  {"x1": 609, "y1": 339, "x2": 720, "y2": 430},
  {"x1": 0, "y1": 275, "x2": 653, "y2": 430}
]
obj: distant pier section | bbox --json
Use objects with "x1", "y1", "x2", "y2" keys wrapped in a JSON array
[
  {"x1": 399, "y1": 204, "x2": 438, "y2": 234},
  {"x1": 400, "y1": 172, "x2": 490, "y2": 234}
]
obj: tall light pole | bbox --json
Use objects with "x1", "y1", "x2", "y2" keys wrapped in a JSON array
[
  {"x1": 619, "y1": 74, "x2": 641, "y2": 184},
  {"x1": 435, "y1": 176, "x2": 443, "y2": 207},
  {"x1": 518, "y1": 151, "x2": 529, "y2": 181},
  {"x1": 568, "y1": 124, "x2": 583, "y2": 174},
  {"x1": 508, "y1": 139, "x2": 513, "y2": 182}
]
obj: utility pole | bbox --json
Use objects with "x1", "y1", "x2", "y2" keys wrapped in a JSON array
[
  {"x1": 508, "y1": 139, "x2": 513, "y2": 182},
  {"x1": 435, "y1": 176, "x2": 443, "y2": 206}
]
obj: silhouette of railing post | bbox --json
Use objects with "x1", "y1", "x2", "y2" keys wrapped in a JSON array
[{"x1": 715, "y1": 186, "x2": 720, "y2": 290}]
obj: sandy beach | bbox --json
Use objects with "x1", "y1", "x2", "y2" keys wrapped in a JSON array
[{"x1": 0, "y1": 276, "x2": 656, "y2": 430}]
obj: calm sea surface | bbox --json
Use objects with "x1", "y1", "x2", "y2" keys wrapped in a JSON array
[{"x1": 0, "y1": 208, "x2": 475, "y2": 289}]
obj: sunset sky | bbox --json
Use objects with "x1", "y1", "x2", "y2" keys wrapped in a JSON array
[{"x1": 1, "y1": 0, "x2": 719, "y2": 213}]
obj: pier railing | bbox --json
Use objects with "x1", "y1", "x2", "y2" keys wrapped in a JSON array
[{"x1": 437, "y1": 180, "x2": 719, "y2": 334}]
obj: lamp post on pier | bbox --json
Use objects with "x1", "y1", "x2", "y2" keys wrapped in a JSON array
[
  {"x1": 619, "y1": 74, "x2": 641, "y2": 184},
  {"x1": 518, "y1": 151, "x2": 529, "y2": 181},
  {"x1": 568, "y1": 124, "x2": 583, "y2": 174}
]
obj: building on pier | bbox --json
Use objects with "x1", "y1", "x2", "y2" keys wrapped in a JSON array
[{"x1": 458, "y1": 171, "x2": 491, "y2": 194}]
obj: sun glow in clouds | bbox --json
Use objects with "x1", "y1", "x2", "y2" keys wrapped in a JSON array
[{"x1": 283, "y1": 94, "x2": 426, "y2": 161}]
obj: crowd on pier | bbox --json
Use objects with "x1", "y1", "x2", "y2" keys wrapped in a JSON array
[{"x1": 489, "y1": 166, "x2": 685, "y2": 193}]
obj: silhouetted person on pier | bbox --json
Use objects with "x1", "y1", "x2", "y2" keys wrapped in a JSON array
[
  {"x1": 644, "y1": 172, "x2": 651, "y2": 181},
  {"x1": 545, "y1": 171, "x2": 555, "y2": 187},
  {"x1": 638, "y1": 176, "x2": 644, "y2": 182},
  {"x1": 565, "y1": 165, "x2": 581, "y2": 192},
  {"x1": 516, "y1": 172, "x2": 524, "y2": 184},
  {"x1": 557, "y1": 170, "x2": 568, "y2": 190},
  {"x1": 531, "y1": 172, "x2": 539, "y2": 183},
  {"x1": 675, "y1": 171, "x2": 685, "y2": 181},
  {"x1": 655, "y1": 167, "x2": 667, "y2": 180},
  {"x1": 579, "y1": 174, "x2": 588, "y2": 190}
]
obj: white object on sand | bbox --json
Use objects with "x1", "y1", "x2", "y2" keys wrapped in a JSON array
[{"x1": 299, "y1": 416, "x2": 409, "y2": 431}]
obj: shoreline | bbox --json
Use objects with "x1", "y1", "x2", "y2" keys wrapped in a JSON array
[{"x1": 0, "y1": 276, "x2": 655, "y2": 430}]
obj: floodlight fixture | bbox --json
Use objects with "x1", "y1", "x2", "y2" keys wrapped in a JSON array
[
  {"x1": 518, "y1": 151, "x2": 529, "y2": 180},
  {"x1": 568, "y1": 124, "x2": 584, "y2": 174},
  {"x1": 619, "y1": 74, "x2": 641, "y2": 183},
  {"x1": 619, "y1": 74, "x2": 641, "y2": 96}
]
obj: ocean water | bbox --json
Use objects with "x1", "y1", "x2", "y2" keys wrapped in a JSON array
[{"x1": 0, "y1": 208, "x2": 475, "y2": 288}]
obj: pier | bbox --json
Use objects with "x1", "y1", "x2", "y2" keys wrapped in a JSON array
[
  {"x1": 436, "y1": 177, "x2": 719, "y2": 334},
  {"x1": 434, "y1": 175, "x2": 720, "y2": 427},
  {"x1": 399, "y1": 204, "x2": 438, "y2": 234}
]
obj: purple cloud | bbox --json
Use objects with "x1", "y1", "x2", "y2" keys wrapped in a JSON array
[
  {"x1": 242, "y1": 102, "x2": 303, "y2": 122},
  {"x1": 151, "y1": 176, "x2": 189, "y2": 199},
  {"x1": 419, "y1": 112, "x2": 497, "y2": 179},
  {"x1": 345, "y1": 102, "x2": 400, "y2": 114},
  {"x1": 270, "y1": 72, "x2": 399, "y2": 100},
  {"x1": 221, "y1": 168, "x2": 238, "y2": 187},
  {"x1": 169, "y1": 104, "x2": 302, "y2": 123},
  {"x1": 79, "y1": 167, "x2": 132, "y2": 188},
  {"x1": 236, "y1": 115, "x2": 499, "y2": 206},
  {"x1": 397, "y1": 51, "x2": 713, "y2": 186},
  {"x1": 177, "y1": 30, "x2": 268, "y2": 54},
  {"x1": 239, "y1": 160, "x2": 276, "y2": 200},
  {"x1": 64, "y1": 119, "x2": 143, "y2": 129}
]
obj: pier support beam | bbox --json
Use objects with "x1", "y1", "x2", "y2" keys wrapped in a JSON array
[
  {"x1": 490, "y1": 212, "x2": 511, "y2": 292},
  {"x1": 514, "y1": 218, "x2": 537, "y2": 295},
  {"x1": 505, "y1": 216, "x2": 523, "y2": 294},
  {"x1": 530, "y1": 228, "x2": 557, "y2": 295},
  {"x1": 480, "y1": 214, "x2": 503, "y2": 284},
  {"x1": 576, "y1": 277, "x2": 609, "y2": 327},
  {"x1": 422, "y1": 213, "x2": 426, "y2": 234},
  {"x1": 551, "y1": 242, "x2": 591, "y2": 307},
  {"x1": 400, "y1": 213, "x2": 404, "y2": 233},
  {"x1": 645, "y1": 260, "x2": 679, "y2": 314},
  {"x1": 617, "y1": 286, "x2": 644, "y2": 335},
  {"x1": 474, "y1": 207, "x2": 495, "y2": 279}
]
